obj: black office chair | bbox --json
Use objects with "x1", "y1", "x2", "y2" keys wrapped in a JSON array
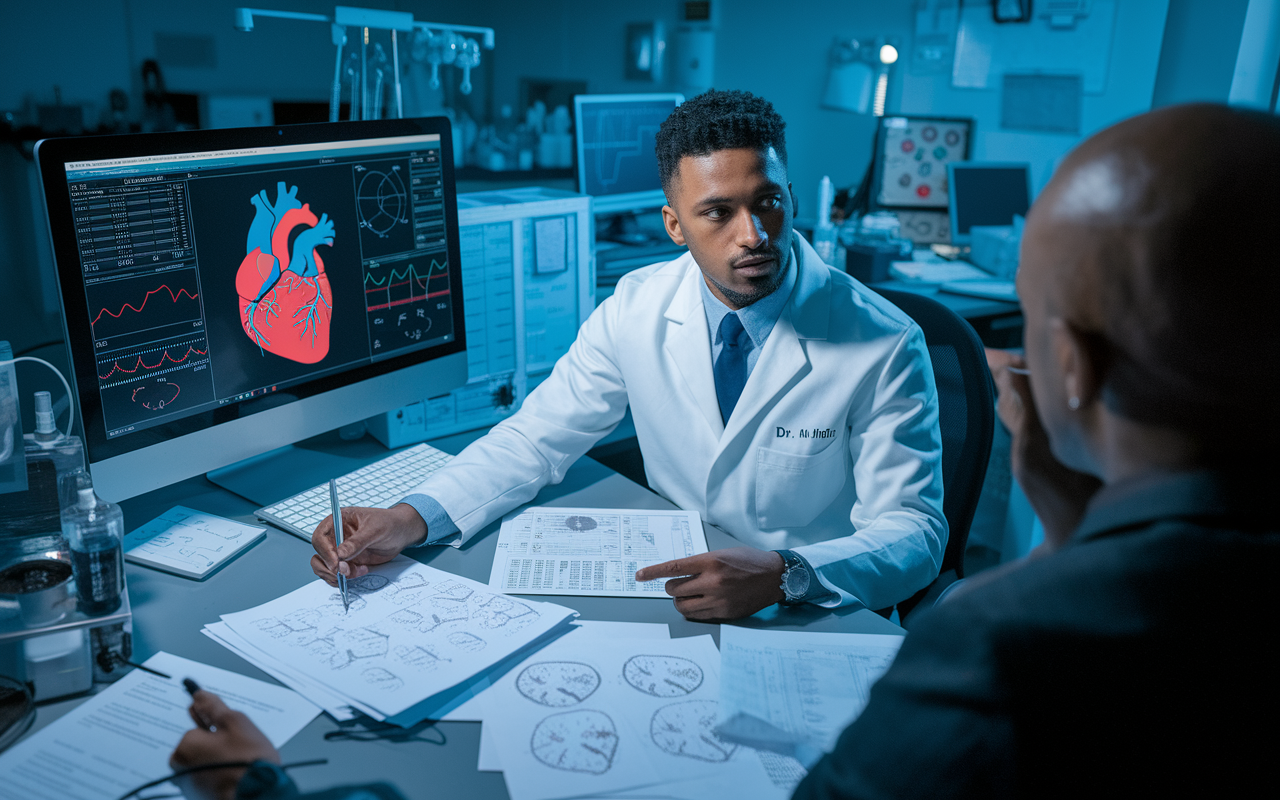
[{"x1": 873, "y1": 288, "x2": 995, "y2": 626}]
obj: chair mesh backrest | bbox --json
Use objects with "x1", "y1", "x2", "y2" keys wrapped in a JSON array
[{"x1": 875, "y1": 289, "x2": 995, "y2": 576}]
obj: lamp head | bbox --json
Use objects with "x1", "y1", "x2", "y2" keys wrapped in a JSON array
[{"x1": 234, "y1": 8, "x2": 254, "y2": 32}]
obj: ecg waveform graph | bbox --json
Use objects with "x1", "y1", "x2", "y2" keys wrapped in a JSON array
[
  {"x1": 580, "y1": 100, "x2": 675, "y2": 196},
  {"x1": 363, "y1": 259, "x2": 450, "y2": 312},
  {"x1": 96, "y1": 332, "x2": 214, "y2": 429},
  {"x1": 362, "y1": 256, "x2": 454, "y2": 356},
  {"x1": 97, "y1": 342, "x2": 208, "y2": 381},
  {"x1": 86, "y1": 268, "x2": 202, "y2": 341}
]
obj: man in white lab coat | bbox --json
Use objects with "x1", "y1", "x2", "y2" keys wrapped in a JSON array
[{"x1": 313, "y1": 90, "x2": 947, "y2": 620}]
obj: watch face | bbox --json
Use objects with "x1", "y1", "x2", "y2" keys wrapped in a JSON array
[{"x1": 784, "y1": 565, "x2": 810, "y2": 599}]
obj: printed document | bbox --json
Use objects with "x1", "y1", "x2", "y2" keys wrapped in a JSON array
[
  {"x1": 717, "y1": 626, "x2": 903, "y2": 763},
  {"x1": 488, "y1": 506, "x2": 707, "y2": 597},
  {"x1": 484, "y1": 635, "x2": 789, "y2": 800},
  {"x1": 124, "y1": 505, "x2": 265, "y2": 579},
  {"x1": 0, "y1": 651, "x2": 318, "y2": 800},
  {"x1": 214, "y1": 558, "x2": 578, "y2": 725}
]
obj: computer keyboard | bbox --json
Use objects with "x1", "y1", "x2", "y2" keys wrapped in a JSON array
[{"x1": 255, "y1": 443, "x2": 454, "y2": 541}]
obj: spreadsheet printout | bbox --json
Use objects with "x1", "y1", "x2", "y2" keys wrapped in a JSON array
[
  {"x1": 717, "y1": 626, "x2": 904, "y2": 761},
  {"x1": 488, "y1": 506, "x2": 707, "y2": 597}
]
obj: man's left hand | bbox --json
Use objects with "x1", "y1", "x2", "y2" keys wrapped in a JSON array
[{"x1": 635, "y1": 547, "x2": 786, "y2": 621}]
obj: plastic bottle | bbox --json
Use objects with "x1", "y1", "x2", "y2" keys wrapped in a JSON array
[
  {"x1": 60, "y1": 472, "x2": 124, "y2": 616},
  {"x1": 813, "y1": 176, "x2": 839, "y2": 265}
]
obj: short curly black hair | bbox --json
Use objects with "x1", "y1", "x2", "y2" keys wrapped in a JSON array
[{"x1": 655, "y1": 89, "x2": 787, "y2": 199}]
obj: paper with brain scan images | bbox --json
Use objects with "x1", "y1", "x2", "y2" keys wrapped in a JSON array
[
  {"x1": 215, "y1": 558, "x2": 577, "y2": 724},
  {"x1": 486, "y1": 635, "x2": 789, "y2": 800},
  {"x1": 488, "y1": 507, "x2": 708, "y2": 598}
]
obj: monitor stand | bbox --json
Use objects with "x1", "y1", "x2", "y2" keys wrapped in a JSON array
[
  {"x1": 601, "y1": 211, "x2": 666, "y2": 247},
  {"x1": 207, "y1": 443, "x2": 369, "y2": 507}
]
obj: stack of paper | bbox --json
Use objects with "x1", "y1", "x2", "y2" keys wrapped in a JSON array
[
  {"x1": 716, "y1": 626, "x2": 903, "y2": 766},
  {"x1": 203, "y1": 558, "x2": 578, "y2": 727},
  {"x1": 0, "y1": 652, "x2": 319, "y2": 800},
  {"x1": 478, "y1": 633, "x2": 806, "y2": 800}
]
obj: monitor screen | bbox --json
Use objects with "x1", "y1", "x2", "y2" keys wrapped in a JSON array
[
  {"x1": 947, "y1": 162, "x2": 1032, "y2": 243},
  {"x1": 574, "y1": 93, "x2": 682, "y2": 215},
  {"x1": 873, "y1": 116, "x2": 973, "y2": 210},
  {"x1": 37, "y1": 118, "x2": 468, "y2": 500}
]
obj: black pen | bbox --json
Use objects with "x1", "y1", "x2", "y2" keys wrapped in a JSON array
[{"x1": 184, "y1": 677, "x2": 218, "y2": 732}]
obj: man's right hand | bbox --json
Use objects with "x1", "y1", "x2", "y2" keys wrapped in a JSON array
[
  {"x1": 310, "y1": 504, "x2": 428, "y2": 586},
  {"x1": 987, "y1": 348, "x2": 1101, "y2": 553}
]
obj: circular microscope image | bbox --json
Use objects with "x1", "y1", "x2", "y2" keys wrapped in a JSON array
[
  {"x1": 530, "y1": 710, "x2": 618, "y2": 774},
  {"x1": 517, "y1": 662, "x2": 602, "y2": 707},
  {"x1": 623, "y1": 655, "x2": 704, "y2": 697},
  {"x1": 650, "y1": 700, "x2": 738, "y2": 763}
]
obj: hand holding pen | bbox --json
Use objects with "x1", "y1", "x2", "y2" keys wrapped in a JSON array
[
  {"x1": 308, "y1": 504, "x2": 429, "y2": 587},
  {"x1": 172, "y1": 678, "x2": 282, "y2": 799},
  {"x1": 329, "y1": 479, "x2": 350, "y2": 613}
]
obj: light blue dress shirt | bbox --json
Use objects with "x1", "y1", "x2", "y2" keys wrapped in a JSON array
[{"x1": 400, "y1": 251, "x2": 799, "y2": 549}]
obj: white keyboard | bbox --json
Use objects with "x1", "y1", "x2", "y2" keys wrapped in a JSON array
[{"x1": 255, "y1": 443, "x2": 454, "y2": 541}]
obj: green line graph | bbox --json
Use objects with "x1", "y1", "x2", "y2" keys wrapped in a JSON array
[{"x1": 363, "y1": 258, "x2": 449, "y2": 312}]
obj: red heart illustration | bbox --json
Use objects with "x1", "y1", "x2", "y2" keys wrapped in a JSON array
[{"x1": 235, "y1": 204, "x2": 333, "y2": 363}]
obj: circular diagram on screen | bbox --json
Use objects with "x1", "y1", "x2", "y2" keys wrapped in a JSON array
[{"x1": 357, "y1": 168, "x2": 409, "y2": 239}]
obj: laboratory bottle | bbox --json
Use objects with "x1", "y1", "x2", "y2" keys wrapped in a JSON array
[
  {"x1": 61, "y1": 475, "x2": 125, "y2": 616},
  {"x1": 813, "y1": 175, "x2": 839, "y2": 265},
  {"x1": 5, "y1": 390, "x2": 85, "y2": 565}
]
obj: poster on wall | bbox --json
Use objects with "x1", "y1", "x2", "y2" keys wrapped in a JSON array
[{"x1": 874, "y1": 116, "x2": 972, "y2": 208}]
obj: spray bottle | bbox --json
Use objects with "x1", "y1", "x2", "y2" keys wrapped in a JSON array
[{"x1": 60, "y1": 470, "x2": 125, "y2": 616}]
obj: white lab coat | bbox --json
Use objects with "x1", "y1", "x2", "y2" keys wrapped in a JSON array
[{"x1": 412, "y1": 234, "x2": 947, "y2": 609}]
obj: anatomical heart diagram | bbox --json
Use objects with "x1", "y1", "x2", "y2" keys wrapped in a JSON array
[{"x1": 236, "y1": 182, "x2": 335, "y2": 363}]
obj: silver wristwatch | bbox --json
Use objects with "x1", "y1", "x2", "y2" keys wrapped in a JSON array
[{"x1": 776, "y1": 550, "x2": 812, "y2": 605}]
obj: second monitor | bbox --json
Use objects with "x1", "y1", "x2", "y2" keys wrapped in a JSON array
[{"x1": 574, "y1": 93, "x2": 683, "y2": 245}]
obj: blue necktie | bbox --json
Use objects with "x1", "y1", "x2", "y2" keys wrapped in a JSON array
[{"x1": 714, "y1": 312, "x2": 749, "y2": 424}]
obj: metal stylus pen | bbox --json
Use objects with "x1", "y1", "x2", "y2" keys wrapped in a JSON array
[{"x1": 329, "y1": 479, "x2": 349, "y2": 613}]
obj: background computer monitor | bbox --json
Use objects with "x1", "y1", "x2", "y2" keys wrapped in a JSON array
[
  {"x1": 574, "y1": 93, "x2": 683, "y2": 241},
  {"x1": 36, "y1": 118, "x2": 468, "y2": 501},
  {"x1": 947, "y1": 162, "x2": 1032, "y2": 245}
]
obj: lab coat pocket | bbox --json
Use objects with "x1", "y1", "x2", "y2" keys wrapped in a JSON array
[{"x1": 755, "y1": 440, "x2": 847, "y2": 530}]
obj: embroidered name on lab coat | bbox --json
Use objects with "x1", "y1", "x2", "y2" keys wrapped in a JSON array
[{"x1": 776, "y1": 427, "x2": 838, "y2": 439}]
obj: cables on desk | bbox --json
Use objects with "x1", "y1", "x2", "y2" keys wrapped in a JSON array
[{"x1": 115, "y1": 758, "x2": 328, "y2": 800}]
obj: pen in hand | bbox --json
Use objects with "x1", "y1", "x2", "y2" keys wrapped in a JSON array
[
  {"x1": 184, "y1": 678, "x2": 217, "y2": 732},
  {"x1": 329, "y1": 479, "x2": 350, "y2": 614}
]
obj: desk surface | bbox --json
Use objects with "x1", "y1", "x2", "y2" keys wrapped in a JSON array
[
  {"x1": 22, "y1": 431, "x2": 902, "y2": 799},
  {"x1": 870, "y1": 278, "x2": 1022, "y2": 320}
]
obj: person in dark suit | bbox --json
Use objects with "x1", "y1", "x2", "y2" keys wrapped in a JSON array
[{"x1": 792, "y1": 103, "x2": 1279, "y2": 799}]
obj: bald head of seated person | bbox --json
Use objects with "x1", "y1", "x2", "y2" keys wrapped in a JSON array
[
  {"x1": 794, "y1": 104, "x2": 1280, "y2": 799},
  {"x1": 310, "y1": 90, "x2": 946, "y2": 621}
]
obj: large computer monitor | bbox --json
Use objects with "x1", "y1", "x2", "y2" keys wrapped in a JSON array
[
  {"x1": 35, "y1": 118, "x2": 468, "y2": 501},
  {"x1": 574, "y1": 93, "x2": 682, "y2": 243},
  {"x1": 947, "y1": 162, "x2": 1032, "y2": 245}
]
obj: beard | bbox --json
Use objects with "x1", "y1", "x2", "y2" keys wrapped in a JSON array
[{"x1": 707, "y1": 245, "x2": 791, "y2": 308}]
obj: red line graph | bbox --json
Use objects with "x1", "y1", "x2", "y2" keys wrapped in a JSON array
[
  {"x1": 98, "y1": 345, "x2": 207, "y2": 381},
  {"x1": 366, "y1": 289, "x2": 450, "y2": 312},
  {"x1": 91, "y1": 284, "x2": 199, "y2": 327}
]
